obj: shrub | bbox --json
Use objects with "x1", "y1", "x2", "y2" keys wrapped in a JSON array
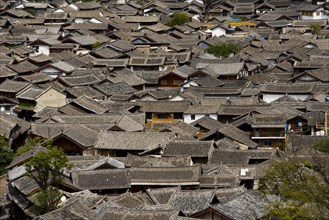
[
  {"x1": 206, "y1": 42, "x2": 242, "y2": 59},
  {"x1": 166, "y1": 13, "x2": 190, "y2": 27}
]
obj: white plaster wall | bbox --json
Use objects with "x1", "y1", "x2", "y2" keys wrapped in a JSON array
[
  {"x1": 41, "y1": 67, "x2": 61, "y2": 78},
  {"x1": 211, "y1": 27, "x2": 226, "y2": 37},
  {"x1": 141, "y1": 96, "x2": 157, "y2": 101},
  {"x1": 34, "y1": 45, "x2": 50, "y2": 56},
  {"x1": 35, "y1": 88, "x2": 66, "y2": 112},
  {"x1": 263, "y1": 94, "x2": 309, "y2": 103},
  {"x1": 169, "y1": 95, "x2": 185, "y2": 101},
  {"x1": 184, "y1": 114, "x2": 217, "y2": 124}
]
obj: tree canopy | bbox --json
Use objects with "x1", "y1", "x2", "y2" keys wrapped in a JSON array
[
  {"x1": 16, "y1": 137, "x2": 42, "y2": 156},
  {"x1": 260, "y1": 140, "x2": 329, "y2": 219},
  {"x1": 206, "y1": 42, "x2": 242, "y2": 59},
  {"x1": 0, "y1": 136, "x2": 14, "y2": 175},
  {"x1": 166, "y1": 12, "x2": 190, "y2": 27},
  {"x1": 25, "y1": 143, "x2": 70, "y2": 215}
]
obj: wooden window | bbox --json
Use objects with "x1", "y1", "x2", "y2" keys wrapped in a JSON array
[
  {"x1": 173, "y1": 80, "x2": 182, "y2": 85},
  {"x1": 157, "y1": 113, "x2": 168, "y2": 119},
  {"x1": 191, "y1": 114, "x2": 195, "y2": 120},
  {"x1": 146, "y1": 113, "x2": 152, "y2": 119},
  {"x1": 161, "y1": 80, "x2": 168, "y2": 85},
  {"x1": 173, "y1": 113, "x2": 181, "y2": 119}
]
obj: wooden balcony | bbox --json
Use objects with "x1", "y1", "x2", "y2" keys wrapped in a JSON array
[{"x1": 251, "y1": 130, "x2": 286, "y2": 139}]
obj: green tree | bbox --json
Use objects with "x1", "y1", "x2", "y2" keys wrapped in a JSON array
[
  {"x1": 166, "y1": 12, "x2": 190, "y2": 27},
  {"x1": 0, "y1": 136, "x2": 14, "y2": 175},
  {"x1": 206, "y1": 42, "x2": 242, "y2": 59},
  {"x1": 313, "y1": 139, "x2": 329, "y2": 154},
  {"x1": 16, "y1": 137, "x2": 42, "y2": 156},
  {"x1": 260, "y1": 144, "x2": 329, "y2": 219},
  {"x1": 309, "y1": 23, "x2": 321, "y2": 35},
  {"x1": 26, "y1": 144, "x2": 70, "y2": 215}
]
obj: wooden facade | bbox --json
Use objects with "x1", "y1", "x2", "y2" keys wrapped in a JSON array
[
  {"x1": 252, "y1": 128, "x2": 286, "y2": 149},
  {"x1": 159, "y1": 73, "x2": 185, "y2": 87},
  {"x1": 146, "y1": 113, "x2": 183, "y2": 128},
  {"x1": 53, "y1": 137, "x2": 84, "y2": 156}
]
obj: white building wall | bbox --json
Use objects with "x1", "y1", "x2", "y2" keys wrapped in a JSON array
[
  {"x1": 169, "y1": 95, "x2": 185, "y2": 101},
  {"x1": 211, "y1": 27, "x2": 226, "y2": 37},
  {"x1": 40, "y1": 67, "x2": 61, "y2": 78},
  {"x1": 300, "y1": 8, "x2": 326, "y2": 20},
  {"x1": 263, "y1": 94, "x2": 309, "y2": 103},
  {"x1": 184, "y1": 114, "x2": 217, "y2": 124},
  {"x1": 141, "y1": 96, "x2": 157, "y2": 101},
  {"x1": 31, "y1": 45, "x2": 50, "y2": 56}
]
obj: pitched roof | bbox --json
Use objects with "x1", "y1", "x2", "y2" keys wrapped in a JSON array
[
  {"x1": 261, "y1": 83, "x2": 314, "y2": 94},
  {"x1": 0, "y1": 66, "x2": 17, "y2": 78},
  {"x1": 93, "y1": 82, "x2": 137, "y2": 96},
  {"x1": 212, "y1": 190, "x2": 269, "y2": 220},
  {"x1": 138, "y1": 101, "x2": 191, "y2": 113},
  {"x1": 124, "y1": 16, "x2": 160, "y2": 23},
  {"x1": 58, "y1": 74, "x2": 101, "y2": 87},
  {"x1": 7, "y1": 146, "x2": 47, "y2": 169},
  {"x1": 94, "y1": 131, "x2": 176, "y2": 151},
  {"x1": 0, "y1": 79, "x2": 30, "y2": 93},
  {"x1": 72, "y1": 169, "x2": 130, "y2": 190},
  {"x1": 71, "y1": 95, "x2": 109, "y2": 114},
  {"x1": 252, "y1": 114, "x2": 287, "y2": 128},
  {"x1": 17, "y1": 72, "x2": 52, "y2": 84},
  {"x1": 219, "y1": 125, "x2": 257, "y2": 148},
  {"x1": 8, "y1": 61, "x2": 39, "y2": 74},
  {"x1": 163, "y1": 140, "x2": 214, "y2": 158},
  {"x1": 129, "y1": 166, "x2": 201, "y2": 186},
  {"x1": 160, "y1": 121, "x2": 199, "y2": 138},
  {"x1": 16, "y1": 86, "x2": 45, "y2": 101},
  {"x1": 209, "y1": 149, "x2": 276, "y2": 165}
]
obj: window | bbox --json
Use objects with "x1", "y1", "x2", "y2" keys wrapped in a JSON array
[
  {"x1": 264, "y1": 140, "x2": 272, "y2": 146},
  {"x1": 173, "y1": 80, "x2": 182, "y2": 86},
  {"x1": 161, "y1": 80, "x2": 168, "y2": 85},
  {"x1": 157, "y1": 113, "x2": 168, "y2": 119},
  {"x1": 173, "y1": 113, "x2": 181, "y2": 119},
  {"x1": 146, "y1": 113, "x2": 152, "y2": 119},
  {"x1": 316, "y1": 12, "x2": 320, "y2": 16},
  {"x1": 191, "y1": 114, "x2": 195, "y2": 120},
  {"x1": 302, "y1": 11, "x2": 312, "y2": 16}
]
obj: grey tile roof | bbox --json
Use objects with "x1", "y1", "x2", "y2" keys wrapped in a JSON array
[
  {"x1": 71, "y1": 95, "x2": 109, "y2": 114},
  {"x1": 72, "y1": 169, "x2": 130, "y2": 190},
  {"x1": 212, "y1": 190, "x2": 269, "y2": 220},
  {"x1": 0, "y1": 79, "x2": 30, "y2": 93},
  {"x1": 8, "y1": 61, "x2": 39, "y2": 74},
  {"x1": 7, "y1": 146, "x2": 48, "y2": 169},
  {"x1": 125, "y1": 154, "x2": 192, "y2": 168},
  {"x1": 168, "y1": 190, "x2": 217, "y2": 215},
  {"x1": 209, "y1": 149, "x2": 276, "y2": 165},
  {"x1": 16, "y1": 86, "x2": 44, "y2": 101},
  {"x1": 93, "y1": 82, "x2": 137, "y2": 97},
  {"x1": 94, "y1": 131, "x2": 176, "y2": 151},
  {"x1": 17, "y1": 72, "x2": 52, "y2": 84},
  {"x1": 58, "y1": 74, "x2": 101, "y2": 87},
  {"x1": 218, "y1": 124, "x2": 258, "y2": 148},
  {"x1": 160, "y1": 121, "x2": 199, "y2": 138},
  {"x1": 138, "y1": 100, "x2": 191, "y2": 113},
  {"x1": 0, "y1": 66, "x2": 17, "y2": 78},
  {"x1": 163, "y1": 140, "x2": 214, "y2": 158},
  {"x1": 129, "y1": 166, "x2": 201, "y2": 186},
  {"x1": 261, "y1": 83, "x2": 314, "y2": 94}
]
